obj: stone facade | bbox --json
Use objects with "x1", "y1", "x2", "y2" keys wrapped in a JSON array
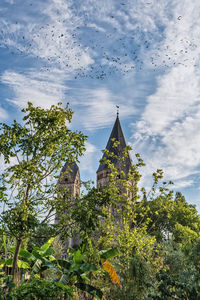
[
  {"x1": 96, "y1": 168, "x2": 110, "y2": 187},
  {"x1": 58, "y1": 162, "x2": 81, "y2": 197}
]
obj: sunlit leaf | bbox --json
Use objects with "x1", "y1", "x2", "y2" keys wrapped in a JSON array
[
  {"x1": 99, "y1": 247, "x2": 119, "y2": 260},
  {"x1": 41, "y1": 237, "x2": 55, "y2": 251},
  {"x1": 17, "y1": 260, "x2": 30, "y2": 269}
]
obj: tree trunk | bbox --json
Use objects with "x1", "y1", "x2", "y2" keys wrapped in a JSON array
[{"x1": 11, "y1": 235, "x2": 22, "y2": 285}]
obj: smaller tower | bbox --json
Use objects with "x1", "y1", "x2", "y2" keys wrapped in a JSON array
[
  {"x1": 55, "y1": 162, "x2": 81, "y2": 251},
  {"x1": 58, "y1": 162, "x2": 81, "y2": 199}
]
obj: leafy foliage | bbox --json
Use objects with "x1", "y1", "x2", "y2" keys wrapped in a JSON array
[
  {"x1": 0, "y1": 102, "x2": 86, "y2": 283},
  {"x1": 0, "y1": 104, "x2": 200, "y2": 299}
]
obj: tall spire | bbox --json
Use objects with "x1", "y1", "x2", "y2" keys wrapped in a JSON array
[{"x1": 97, "y1": 114, "x2": 132, "y2": 175}]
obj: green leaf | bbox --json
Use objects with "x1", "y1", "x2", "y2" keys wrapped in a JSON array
[
  {"x1": 59, "y1": 274, "x2": 70, "y2": 285},
  {"x1": 99, "y1": 248, "x2": 119, "y2": 260},
  {"x1": 9, "y1": 247, "x2": 16, "y2": 254},
  {"x1": 0, "y1": 259, "x2": 5, "y2": 268},
  {"x1": 79, "y1": 263, "x2": 97, "y2": 273},
  {"x1": 7, "y1": 282, "x2": 15, "y2": 289},
  {"x1": 54, "y1": 281, "x2": 73, "y2": 292},
  {"x1": 10, "y1": 247, "x2": 34, "y2": 261},
  {"x1": 43, "y1": 247, "x2": 55, "y2": 257},
  {"x1": 3, "y1": 234, "x2": 6, "y2": 253},
  {"x1": 17, "y1": 260, "x2": 30, "y2": 269},
  {"x1": 48, "y1": 255, "x2": 56, "y2": 261},
  {"x1": 5, "y1": 258, "x2": 13, "y2": 267},
  {"x1": 73, "y1": 249, "x2": 84, "y2": 265},
  {"x1": 32, "y1": 246, "x2": 42, "y2": 252},
  {"x1": 19, "y1": 248, "x2": 34, "y2": 260},
  {"x1": 41, "y1": 237, "x2": 55, "y2": 251},
  {"x1": 80, "y1": 274, "x2": 90, "y2": 283},
  {"x1": 75, "y1": 283, "x2": 103, "y2": 299},
  {"x1": 57, "y1": 259, "x2": 71, "y2": 270},
  {"x1": 32, "y1": 259, "x2": 42, "y2": 274},
  {"x1": 32, "y1": 250, "x2": 43, "y2": 260},
  {"x1": 42, "y1": 259, "x2": 58, "y2": 271}
]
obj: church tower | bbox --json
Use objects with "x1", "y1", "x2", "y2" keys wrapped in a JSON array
[
  {"x1": 58, "y1": 161, "x2": 81, "y2": 198},
  {"x1": 55, "y1": 162, "x2": 80, "y2": 225},
  {"x1": 97, "y1": 114, "x2": 132, "y2": 188},
  {"x1": 56, "y1": 162, "x2": 81, "y2": 251}
]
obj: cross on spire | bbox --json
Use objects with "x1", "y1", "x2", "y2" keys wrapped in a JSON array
[{"x1": 116, "y1": 105, "x2": 119, "y2": 116}]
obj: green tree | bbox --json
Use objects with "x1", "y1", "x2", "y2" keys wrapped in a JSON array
[
  {"x1": 0, "y1": 102, "x2": 86, "y2": 284},
  {"x1": 80, "y1": 145, "x2": 167, "y2": 299},
  {"x1": 135, "y1": 191, "x2": 200, "y2": 244}
]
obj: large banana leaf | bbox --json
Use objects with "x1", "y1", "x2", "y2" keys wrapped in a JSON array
[
  {"x1": 99, "y1": 247, "x2": 119, "y2": 260},
  {"x1": 41, "y1": 237, "x2": 55, "y2": 251},
  {"x1": 75, "y1": 282, "x2": 103, "y2": 299},
  {"x1": 0, "y1": 258, "x2": 30, "y2": 269},
  {"x1": 9, "y1": 247, "x2": 34, "y2": 261}
]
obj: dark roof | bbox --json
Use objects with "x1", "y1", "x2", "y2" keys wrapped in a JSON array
[
  {"x1": 60, "y1": 162, "x2": 80, "y2": 184},
  {"x1": 97, "y1": 115, "x2": 132, "y2": 174}
]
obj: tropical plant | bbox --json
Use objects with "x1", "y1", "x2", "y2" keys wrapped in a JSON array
[{"x1": 1, "y1": 238, "x2": 122, "y2": 299}]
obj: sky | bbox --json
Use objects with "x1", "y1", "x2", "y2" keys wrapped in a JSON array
[{"x1": 0, "y1": 0, "x2": 200, "y2": 208}]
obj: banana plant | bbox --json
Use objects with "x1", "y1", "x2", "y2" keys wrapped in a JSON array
[
  {"x1": 55, "y1": 247, "x2": 103, "y2": 299},
  {"x1": 3, "y1": 238, "x2": 120, "y2": 298},
  {"x1": 6, "y1": 238, "x2": 103, "y2": 299},
  {"x1": 6, "y1": 237, "x2": 56, "y2": 277}
]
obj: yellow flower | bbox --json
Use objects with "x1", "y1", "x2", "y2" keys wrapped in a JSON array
[{"x1": 101, "y1": 259, "x2": 122, "y2": 289}]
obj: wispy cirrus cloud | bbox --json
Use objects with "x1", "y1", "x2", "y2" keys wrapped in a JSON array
[
  {"x1": 79, "y1": 141, "x2": 99, "y2": 176},
  {"x1": 1, "y1": 69, "x2": 67, "y2": 108},
  {"x1": 71, "y1": 86, "x2": 136, "y2": 130},
  {"x1": 0, "y1": 0, "x2": 94, "y2": 73},
  {"x1": 0, "y1": 107, "x2": 8, "y2": 120},
  {"x1": 135, "y1": 65, "x2": 200, "y2": 137}
]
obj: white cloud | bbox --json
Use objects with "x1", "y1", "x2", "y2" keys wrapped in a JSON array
[
  {"x1": 136, "y1": 65, "x2": 200, "y2": 136},
  {"x1": 77, "y1": 0, "x2": 115, "y2": 19},
  {"x1": 86, "y1": 23, "x2": 106, "y2": 33},
  {"x1": 0, "y1": 107, "x2": 8, "y2": 120},
  {"x1": 1, "y1": 0, "x2": 200, "y2": 199},
  {"x1": 148, "y1": 0, "x2": 200, "y2": 70},
  {"x1": 133, "y1": 70, "x2": 200, "y2": 188},
  {"x1": 72, "y1": 87, "x2": 136, "y2": 130},
  {"x1": 132, "y1": 0, "x2": 200, "y2": 190},
  {"x1": 0, "y1": 0, "x2": 94, "y2": 73},
  {"x1": 79, "y1": 141, "x2": 98, "y2": 175},
  {"x1": 0, "y1": 0, "x2": 176, "y2": 78},
  {"x1": 4, "y1": 0, "x2": 14, "y2": 4},
  {"x1": 1, "y1": 69, "x2": 67, "y2": 108}
]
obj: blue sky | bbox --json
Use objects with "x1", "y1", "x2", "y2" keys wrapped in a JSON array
[{"x1": 0, "y1": 0, "x2": 200, "y2": 208}]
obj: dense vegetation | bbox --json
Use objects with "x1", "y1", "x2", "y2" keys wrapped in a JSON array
[{"x1": 1, "y1": 103, "x2": 200, "y2": 299}]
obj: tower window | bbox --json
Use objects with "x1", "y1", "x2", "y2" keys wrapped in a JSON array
[{"x1": 97, "y1": 173, "x2": 103, "y2": 180}]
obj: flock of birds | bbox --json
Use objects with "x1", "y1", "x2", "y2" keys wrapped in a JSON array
[{"x1": 0, "y1": 1, "x2": 199, "y2": 80}]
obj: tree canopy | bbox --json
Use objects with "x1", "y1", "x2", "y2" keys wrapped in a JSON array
[{"x1": 0, "y1": 102, "x2": 86, "y2": 283}]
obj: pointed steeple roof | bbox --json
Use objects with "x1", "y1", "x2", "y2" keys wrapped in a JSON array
[
  {"x1": 97, "y1": 115, "x2": 132, "y2": 174},
  {"x1": 59, "y1": 161, "x2": 80, "y2": 184}
]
